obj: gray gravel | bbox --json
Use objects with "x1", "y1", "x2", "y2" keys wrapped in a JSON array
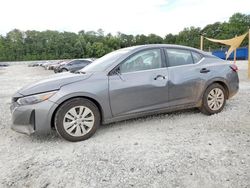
[{"x1": 0, "y1": 62, "x2": 250, "y2": 188}]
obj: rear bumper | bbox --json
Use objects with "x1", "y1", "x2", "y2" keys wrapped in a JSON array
[
  {"x1": 10, "y1": 100, "x2": 58, "y2": 135},
  {"x1": 228, "y1": 72, "x2": 239, "y2": 99},
  {"x1": 228, "y1": 84, "x2": 239, "y2": 98}
]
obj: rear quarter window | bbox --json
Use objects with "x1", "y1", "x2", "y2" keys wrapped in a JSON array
[{"x1": 192, "y1": 52, "x2": 203, "y2": 63}]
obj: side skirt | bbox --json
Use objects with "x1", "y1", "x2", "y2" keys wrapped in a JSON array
[{"x1": 103, "y1": 102, "x2": 198, "y2": 124}]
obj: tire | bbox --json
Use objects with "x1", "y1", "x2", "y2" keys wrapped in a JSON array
[
  {"x1": 54, "y1": 98, "x2": 100, "y2": 142},
  {"x1": 199, "y1": 83, "x2": 226, "y2": 115},
  {"x1": 61, "y1": 68, "x2": 68, "y2": 72}
]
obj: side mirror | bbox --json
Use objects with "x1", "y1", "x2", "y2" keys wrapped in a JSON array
[
  {"x1": 109, "y1": 66, "x2": 121, "y2": 76},
  {"x1": 111, "y1": 66, "x2": 124, "y2": 81},
  {"x1": 115, "y1": 67, "x2": 121, "y2": 75}
]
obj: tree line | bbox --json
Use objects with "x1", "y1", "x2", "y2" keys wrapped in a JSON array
[{"x1": 0, "y1": 13, "x2": 249, "y2": 61}]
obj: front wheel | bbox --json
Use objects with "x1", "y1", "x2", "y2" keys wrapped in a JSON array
[
  {"x1": 200, "y1": 83, "x2": 226, "y2": 115},
  {"x1": 54, "y1": 98, "x2": 100, "y2": 142},
  {"x1": 61, "y1": 68, "x2": 68, "y2": 72}
]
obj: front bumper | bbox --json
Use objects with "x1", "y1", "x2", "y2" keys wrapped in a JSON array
[
  {"x1": 10, "y1": 100, "x2": 58, "y2": 135},
  {"x1": 54, "y1": 68, "x2": 59, "y2": 73}
]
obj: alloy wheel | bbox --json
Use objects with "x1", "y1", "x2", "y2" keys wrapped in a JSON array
[
  {"x1": 63, "y1": 106, "x2": 95, "y2": 137},
  {"x1": 207, "y1": 88, "x2": 225, "y2": 111}
]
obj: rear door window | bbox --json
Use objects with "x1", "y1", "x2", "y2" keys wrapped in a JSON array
[{"x1": 165, "y1": 48, "x2": 194, "y2": 67}]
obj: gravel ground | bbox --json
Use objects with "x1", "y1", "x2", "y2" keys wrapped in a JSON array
[{"x1": 0, "y1": 62, "x2": 249, "y2": 188}]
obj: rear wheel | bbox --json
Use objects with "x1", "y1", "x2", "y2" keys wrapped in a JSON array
[
  {"x1": 54, "y1": 98, "x2": 100, "y2": 142},
  {"x1": 200, "y1": 83, "x2": 226, "y2": 115}
]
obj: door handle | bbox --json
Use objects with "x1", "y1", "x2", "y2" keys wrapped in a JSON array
[
  {"x1": 200, "y1": 68, "x2": 210, "y2": 73},
  {"x1": 154, "y1": 75, "x2": 166, "y2": 80}
]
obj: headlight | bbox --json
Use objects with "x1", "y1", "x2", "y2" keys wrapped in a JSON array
[{"x1": 17, "y1": 91, "x2": 57, "y2": 105}]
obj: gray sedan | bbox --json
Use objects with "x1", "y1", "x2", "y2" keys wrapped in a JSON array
[{"x1": 10, "y1": 44, "x2": 239, "y2": 142}]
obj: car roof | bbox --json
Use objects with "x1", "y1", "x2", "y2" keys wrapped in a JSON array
[
  {"x1": 122, "y1": 44, "x2": 209, "y2": 56},
  {"x1": 69, "y1": 59, "x2": 92, "y2": 62}
]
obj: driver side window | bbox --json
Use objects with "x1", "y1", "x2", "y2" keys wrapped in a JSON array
[{"x1": 120, "y1": 49, "x2": 162, "y2": 73}]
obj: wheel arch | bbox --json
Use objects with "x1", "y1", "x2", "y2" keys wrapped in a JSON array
[
  {"x1": 61, "y1": 68, "x2": 68, "y2": 71},
  {"x1": 197, "y1": 78, "x2": 230, "y2": 107},
  {"x1": 212, "y1": 81, "x2": 229, "y2": 99},
  {"x1": 50, "y1": 95, "x2": 104, "y2": 129}
]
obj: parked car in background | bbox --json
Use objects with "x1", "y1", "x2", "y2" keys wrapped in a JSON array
[
  {"x1": 0, "y1": 63, "x2": 9, "y2": 67},
  {"x1": 46, "y1": 60, "x2": 64, "y2": 70},
  {"x1": 49, "y1": 60, "x2": 66, "y2": 70},
  {"x1": 53, "y1": 60, "x2": 71, "y2": 73},
  {"x1": 28, "y1": 62, "x2": 39, "y2": 67},
  {"x1": 10, "y1": 44, "x2": 239, "y2": 142},
  {"x1": 42, "y1": 61, "x2": 57, "y2": 70},
  {"x1": 28, "y1": 61, "x2": 47, "y2": 67},
  {"x1": 37, "y1": 61, "x2": 48, "y2": 66},
  {"x1": 55, "y1": 59, "x2": 92, "y2": 73}
]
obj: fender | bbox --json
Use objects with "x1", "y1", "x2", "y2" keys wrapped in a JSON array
[
  {"x1": 49, "y1": 92, "x2": 111, "y2": 124},
  {"x1": 196, "y1": 77, "x2": 230, "y2": 106}
]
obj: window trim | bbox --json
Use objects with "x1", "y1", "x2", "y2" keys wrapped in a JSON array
[
  {"x1": 109, "y1": 47, "x2": 167, "y2": 75},
  {"x1": 121, "y1": 67, "x2": 168, "y2": 75}
]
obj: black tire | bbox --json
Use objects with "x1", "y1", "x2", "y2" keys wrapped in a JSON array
[
  {"x1": 61, "y1": 68, "x2": 68, "y2": 72},
  {"x1": 199, "y1": 83, "x2": 226, "y2": 115},
  {"x1": 54, "y1": 98, "x2": 100, "y2": 142}
]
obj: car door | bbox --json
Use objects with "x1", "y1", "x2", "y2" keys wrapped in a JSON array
[
  {"x1": 108, "y1": 48, "x2": 169, "y2": 117},
  {"x1": 164, "y1": 48, "x2": 205, "y2": 106}
]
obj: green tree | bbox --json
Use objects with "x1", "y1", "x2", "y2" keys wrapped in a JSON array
[
  {"x1": 147, "y1": 34, "x2": 163, "y2": 44},
  {"x1": 118, "y1": 32, "x2": 135, "y2": 47},
  {"x1": 0, "y1": 36, "x2": 6, "y2": 61},
  {"x1": 5, "y1": 29, "x2": 25, "y2": 60},
  {"x1": 0, "y1": 13, "x2": 249, "y2": 62},
  {"x1": 164, "y1": 34, "x2": 177, "y2": 44},
  {"x1": 135, "y1": 34, "x2": 148, "y2": 45},
  {"x1": 176, "y1": 27, "x2": 201, "y2": 48}
]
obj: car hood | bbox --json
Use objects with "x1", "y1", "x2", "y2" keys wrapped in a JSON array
[{"x1": 17, "y1": 72, "x2": 92, "y2": 96}]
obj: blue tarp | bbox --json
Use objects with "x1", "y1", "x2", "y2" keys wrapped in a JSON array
[{"x1": 212, "y1": 47, "x2": 248, "y2": 60}]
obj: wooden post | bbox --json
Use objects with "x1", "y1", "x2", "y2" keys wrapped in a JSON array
[
  {"x1": 234, "y1": 49, "x2": 236, "y2": 64},
  {"x1": 234, "y1": 35, "x2": 237, "y2": 64},
  {"x1": 200, "y1": 35, "x2": 204, "y2": 51},
  {"x1": 248, "y1": 29, "x2": 250, "y2": 78}
]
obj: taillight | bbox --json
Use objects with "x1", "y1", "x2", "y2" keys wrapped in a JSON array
[{"x1": 230, "y1": 64, "x2": 238, "y2": 72}]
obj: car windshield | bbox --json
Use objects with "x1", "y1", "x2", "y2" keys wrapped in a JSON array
[{"x1": 80, "y1": 48, "x2": 130, "y2": 72}]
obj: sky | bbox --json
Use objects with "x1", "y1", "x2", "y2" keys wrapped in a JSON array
[{"x1": 0, "y1": 0, "x2": 250, "y2": 37}]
